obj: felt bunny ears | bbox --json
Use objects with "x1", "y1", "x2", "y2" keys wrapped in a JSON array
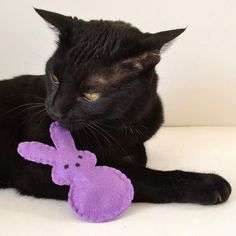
[{"x1": 17, "y1": 122, "x2": 134, "y2": 222}]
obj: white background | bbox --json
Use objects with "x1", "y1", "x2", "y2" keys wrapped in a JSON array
[{"x1": 0, "y1": 0, "x2": 236, "y2": 126}]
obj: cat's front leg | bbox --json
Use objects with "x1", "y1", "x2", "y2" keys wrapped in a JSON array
[
  {"x1": 11, "y1": 160, "x2": 69, "y2": 200},
  {"x1": 107, "y1": 162, "x2": 231, "y2": 204}
]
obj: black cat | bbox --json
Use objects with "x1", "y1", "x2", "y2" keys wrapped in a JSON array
[{"x1": 0, "y1": 9, "x2": 231, "y2": 204}]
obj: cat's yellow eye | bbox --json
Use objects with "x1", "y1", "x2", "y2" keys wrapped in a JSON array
[
  {"x1": 51, "y1": 74, "x2": 59, "y2": 85},
  {"x1": 83, "y1": 92, "x2": 100, "y2": 101}
]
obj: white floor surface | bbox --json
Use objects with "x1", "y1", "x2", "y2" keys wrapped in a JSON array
[{"x1": 1, "y1": 127, "x2": 235, "y2": 236}]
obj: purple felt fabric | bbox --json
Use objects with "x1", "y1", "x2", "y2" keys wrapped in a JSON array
[{"x1": 17, "y1": 122, "x2": 134, "y2": 222}]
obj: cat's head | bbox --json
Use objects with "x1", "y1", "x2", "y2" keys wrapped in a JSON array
[{"x1": 35, "y1": 9, "x2": 185, "y2": 130}]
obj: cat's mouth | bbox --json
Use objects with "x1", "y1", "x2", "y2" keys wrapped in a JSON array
[
  {"x1": 46, "y1": 109, "x2": 83, "y2": 131},
  {"x1": 57, "y1": 119, "x2": 85, "y2": 131}
]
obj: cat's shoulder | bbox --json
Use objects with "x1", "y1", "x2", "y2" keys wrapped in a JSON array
[{"x1": 0, "y1": 74, "x2": 46, "y2": 97}]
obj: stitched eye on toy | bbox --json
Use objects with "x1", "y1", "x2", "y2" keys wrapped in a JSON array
[
  {"x1": 75, "y1": 163, "x2": 80, "y2": 167},
  {"x1": 64, "y1": 164, "x2": 69, "y2": 169},
  {"x1": 83, "y1": 92, "x2": 100, "y2": 101},
  {"x1": 51, "y1": 74, "x2": 59, "y2": 85},
  {"x1": 78, "y1": 155, "x2": 83, "y2": 159}
]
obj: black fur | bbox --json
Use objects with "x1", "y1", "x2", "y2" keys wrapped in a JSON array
[{"x1": 0, "y1": 9, "x2": 231, "y2": 204}]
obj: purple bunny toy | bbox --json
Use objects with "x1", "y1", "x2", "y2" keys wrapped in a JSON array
[{"x1": 17, "y1": 122, "x2": 134, "y2": 223}]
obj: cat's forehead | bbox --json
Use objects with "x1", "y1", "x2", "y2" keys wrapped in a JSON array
[
  {"x1": 74, "y1": 19, "x2": 142, "y2": 45},
  {"x1": 52, "y1": 20, "x2": 143, "y2": 87},
  {"x1": 63, "y1": 20, "x2": 142, "y2": 65}
]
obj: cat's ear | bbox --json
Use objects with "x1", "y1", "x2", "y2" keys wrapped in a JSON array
[
  {"x1": 34, "y1": 8, "x2": 73, "y2": 33},
  {"x1": 141, "y1": 28, "x2": 186, "y2": 51},
  {"x1": 121, "y1": 28, "x2": 186, "y2": 70}
]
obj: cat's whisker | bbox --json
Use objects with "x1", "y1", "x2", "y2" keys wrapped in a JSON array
[
  {"x1": 129, "y1": 127, "x2": 134, "y2": 134},
  {"x1": 0, "y1": 102, "x2": 45, "y2": 119},
  {"x1": 77, "y1": 128, "x2": 84, "y2": 146},
  {"x1": 89, "y1": 122, "x2": 111, "y2": 148},
  {"x1": 26, "y1": 107, "x2": 46, "y2": 123},
  {"x1": 33, "y1": 108, "x2": 47, "y2": 117},
  {"x1": 85, "y1": 123, "x2": 106, "y2": 157},
  {"x1": 91, "y1": 122, "x2": 125, "y2": 154},
  {"x1": 21, "y1": 104, "x2": 45, "y2": 112},
  {"x1": 76, "y1": 129, "x2": 82, "y2": 148},
  {"x1": 19, "y1": 107, "x2": 47, "y2": 132},
  {"x1": 95, "y1": 119, "x2": 124, "y2": 130},
  {"x1": 79, "y1": 125, "x2": 89, "y2": 148},
  {"x1": 88, "y1": 122, "x2": 112, "y2": 157},
  {"x1": 92, "y1": 123, "x2": 113, "y2": 157},
  {"x1": 77, "y1": 124, "x2": 88, "y2": 149},
  {"x1": 5, "y1": 93, "x2": 45, "y2": 101},
  {"x1": 33, "y1": 109, "x2": 48, "y2": 123},
  {"x1": 134, "y1": 128, "x2": 143, "y2": 135},
  {"x1": 37, "y1": 112, "x2": 48, "y2": 128},
  {"x1": 13, "y1": 104, "x2": 45, "y2": 119}
]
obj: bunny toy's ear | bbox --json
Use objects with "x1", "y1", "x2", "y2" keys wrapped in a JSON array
[
  {"x1": 17, "y1": 142, "x2": 57, "y2": 166},
  {"x1": 50, "y1": 122, "x2": 77, "y2": 151}
]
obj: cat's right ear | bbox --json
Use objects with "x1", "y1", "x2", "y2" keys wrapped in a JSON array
[
  {"x1": 34, "y1": 8, "x2": 73, "y2": 33},
  {"x1": 120, "y1": 28, "x2": 186, "y2": 71}
]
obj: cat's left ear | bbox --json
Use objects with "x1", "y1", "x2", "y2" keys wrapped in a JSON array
[
  {"x1": 34, "y1": 8, "x2": 73, "y2": 33},
  {"x1": 121, "y1": 28, "x2": 186, "y2": 70}
]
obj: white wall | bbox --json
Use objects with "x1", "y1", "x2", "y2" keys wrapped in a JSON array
[{"x1": 0, "y1": 0, "x2": 236, "y2": 126}]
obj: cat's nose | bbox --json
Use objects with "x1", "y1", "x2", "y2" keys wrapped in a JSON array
[
  {"x1": 49, "y1": 106, "x2": 67, "y2": 120},
  {"x1": 53, "y1": 111, "x2": 66, "y2": 120}
]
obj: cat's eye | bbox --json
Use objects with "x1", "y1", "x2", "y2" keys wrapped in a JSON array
[
  {"x1": 51, "y1": 74, "x2": 59, "y2": 85},
  {"x1": 83, "y1": 92, "x2": 100, "y2": 101}
]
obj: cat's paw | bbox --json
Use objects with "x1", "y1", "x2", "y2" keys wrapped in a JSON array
[{"x1": 199, "y1": 174, "x2": 231, "y2": 205}]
